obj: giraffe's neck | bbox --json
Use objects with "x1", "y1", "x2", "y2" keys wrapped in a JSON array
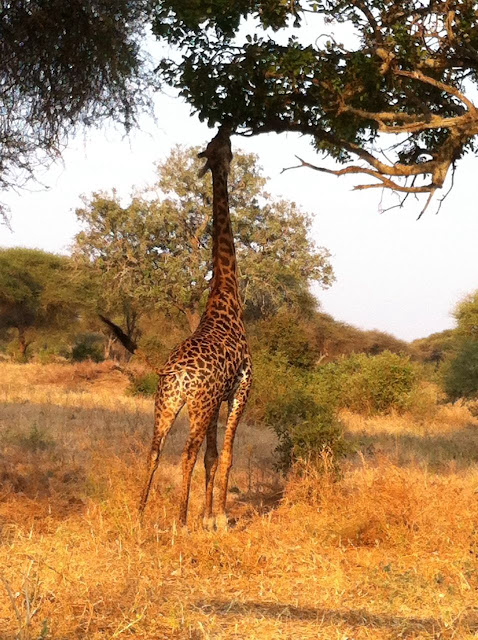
[{"x1": 208, "y1": 165, "x2": 239, "y2": 299}]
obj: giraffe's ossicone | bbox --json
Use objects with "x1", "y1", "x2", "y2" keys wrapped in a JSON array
[{"x1": 139, "y1": 126, "x2": 252, "y2": 528}]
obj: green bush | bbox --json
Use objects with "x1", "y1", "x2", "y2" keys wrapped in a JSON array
[
  {"x1": 250, "y1": 309, "x2": 318, "y2": 369},
  {"x1": 36, "y1": 344, "x2": 70, "y2": 364},
  {"x1": 127, "y1": 371, "x2": 159, "y2": 396},
  {"x1": 272, "y1": 404, "x2": 346, "y2": 474},
  {"x1": 249, "y1": 349, "x2": 345, "y2": 473},
  {"x1": 443, "y1": 340, "x2": 478, "y2": 401},
  {"x1": 6, "y1": 338, "x2": 32, "y2": 362},
  {"x1": 315, "y1": 351, "x2": 420, "y2": 415},
  {"x1": 71, "y1": 333, "x2": 104, "y2": 363}
]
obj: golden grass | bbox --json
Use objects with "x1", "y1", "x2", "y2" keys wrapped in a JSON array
[{"x1": 1, "y1": 362, "x2": 478, "y2": 639}]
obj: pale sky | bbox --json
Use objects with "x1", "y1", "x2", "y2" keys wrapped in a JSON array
[{"x1": 1, "y1": 91, "x2": 477, "y2": 342}]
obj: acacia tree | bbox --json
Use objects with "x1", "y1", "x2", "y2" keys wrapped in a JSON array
[
  {"x1": 440, "y1": 291, "x2": 478, "y2": 400},
  {"x1": 152, "y1": 0, "x2": 478, "y2": 215},
  {"x1": 73, "y1": 146, "x2": 334, "y2": 349},
  {"x1": 0, "y1": 0, "x2": 152, "y2": 216},
  {"x1": 0, "y1": 248, "x2": 84, "y2": 359}
]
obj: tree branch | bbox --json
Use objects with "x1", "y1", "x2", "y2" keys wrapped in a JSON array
[
  {"x1": 281, "y1": 156, "x2": 434, "y2": 193},
  {"x1": 339, "y1": 104, "x2": 472, "y2": 134},
  {"x1": 394, "y1": 69, "x2": 477, "y2": 112}
]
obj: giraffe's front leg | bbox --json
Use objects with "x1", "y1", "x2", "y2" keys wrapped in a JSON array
[{"x1": 216, "y1": 359, "x2": 252, "y2": 530}]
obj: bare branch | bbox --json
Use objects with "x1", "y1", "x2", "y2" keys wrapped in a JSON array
[
  {"x1": 379, "y1": 177, "x2": 417, "y2": 214},
  {"x1": 282, "y1": 156, "x2": 435, "y2": 193},
  {"x1": 416, "y1": 188, "x2": 437, "y2": 220},
  {"x1": 261, "y1": 106, "x2": 475, "y2": 207},
  {"x1": 0, "y1": 573, "x2": 23, "y2": 633},
  {"x1": 435, "y1": 162, "x2": 456, "y2": 216},
  {"x1": 350, "y1": 0, "x2": 382, "y2": 44}
]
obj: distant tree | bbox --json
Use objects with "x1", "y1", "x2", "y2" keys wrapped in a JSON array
[
  {"x1": 309, "y1": 312, "x2": 409, "y2": 362},
  {"x1": 410, "y1": 329, "x2": 458, "y2": 365},
  {"x1": 73, "y1": 146, "x2": 334, "y2": 351},
  {"x1": 0, "y1": 0, "x2": 152, "y2": 216},
  {"x1": 443, "y1": 340, "x2": 478, "y2": 401},
  {"x1": 0, "y1": 248, "x2": 84, "y2": 359},
  {"x1": 250, "y1": 308, "x2": 319, "y2": 369},
  {"x1": 454, "y1": 291, "x2": 478, "y2": 340},
  {"x1": 437, "y1": 291, "x2": 478, "y2": 401}
]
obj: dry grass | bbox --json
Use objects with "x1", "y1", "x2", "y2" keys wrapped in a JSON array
[{"x1": 1, "y1": 362, "x2": 478, "y2": 639}]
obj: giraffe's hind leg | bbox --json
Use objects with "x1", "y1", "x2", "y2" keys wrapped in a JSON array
[
  {"x1": 203, "y1": 407, "x2": 220, "y2": 528},
  {"x1": 179, "y1": 402, "x2": 218, "y2": 527},
  {"x1": 139, "y1": 381, "x2": 184, "y2": 516},
  {"x1": 216, "y1": 358, "x2": 253, "y2": 529}
]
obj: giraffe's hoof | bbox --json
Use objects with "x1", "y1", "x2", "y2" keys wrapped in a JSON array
[
  {"x1": 202, "y1": 516, "x2": 215, "y2": 531},
  {"x1": 215, "y1": 513, "x2": 228, "y2": 531}
]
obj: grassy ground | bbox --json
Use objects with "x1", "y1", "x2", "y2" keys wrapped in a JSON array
[{"x1": 1, "y1": 362, "x2": 478, "y2": 639}]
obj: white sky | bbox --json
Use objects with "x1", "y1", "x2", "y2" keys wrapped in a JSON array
[{"x1": 1, "y1": 91, "x2": 477, "y2": 342}]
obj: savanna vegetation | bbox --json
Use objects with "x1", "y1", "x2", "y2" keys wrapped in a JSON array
[
  {"x1": 152, "y1": 0, "x2": 478, "y2": 212},
  {"x1": 1, "y1": 339, "x2": 478, "y2": 638},
  {"x1": 1, "y1": 142, "x2": 478, "y2": 637},
  {"x1": 1, "y1": 146, "x2": 477, "y2": 470},
  {"x1": 2, "y1": 3, "x2": 478, "y2": 636},
  {"x1": 0, "y1": 0, "x2": 153, "y2": 217}
]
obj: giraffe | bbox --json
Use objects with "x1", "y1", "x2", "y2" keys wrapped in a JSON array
[{"x1": 138, "y1": 125, "x2": 252, "y2": 529}]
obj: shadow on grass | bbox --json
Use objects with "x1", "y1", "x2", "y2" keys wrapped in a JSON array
[
  {"x1": 348, "y1": 424, "x2": 478, "y2": 470},
  {"x1": 0, "y1": 400, "x2": 152, "y2": 525},
  {"x1": 196, "y1": 599, "x2": 478, "y2": 636}
]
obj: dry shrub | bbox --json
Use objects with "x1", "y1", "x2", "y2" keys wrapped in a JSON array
[
  {"x1": 406, "y1": 381, "x2": 440, "y2": 422},
  {"x1": 281, "y1": 449, "x2": 339, "y2": 505},
  {"x1": 342, "y1": 397, "x2": 477, "y2": 437},
  {"x1": 341, "y1": 401, "x2": 478, "y2": 471},
  {"x1": 0, "y1": 362, "x2": 132, "y2": 405},
  {"x1": 468, "y1": 398, "x2": 478, "y2": 417},
  {"x1": 436, "y1": 400, "x2": 476, "y2": 427},
  {"x1": 0, "y1": 360, "x2": 126, "y2": 388},
  {"x1": 38, "y1": 360, "x2": 124, "y2": 388},
  {"x1": 284, "y1": 457, "x2": 478, "y2": 552}
]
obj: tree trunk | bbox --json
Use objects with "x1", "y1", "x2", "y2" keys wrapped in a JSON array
[
  {"x1": 17, "y1": 328, "x2": 31, "y2": 361},
  {"x1": 104, "y1": 334, "x2": 116, "y2": 360}
]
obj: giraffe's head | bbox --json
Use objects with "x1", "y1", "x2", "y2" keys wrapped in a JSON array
[{"x1": 198, "y1": 125, "x2": 233, "y2": 178}]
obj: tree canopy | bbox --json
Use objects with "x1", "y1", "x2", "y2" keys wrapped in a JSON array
[
  {"x1": 73, "y1": 146, "x2": 334, "y2": 347},
  {"x1": 4, "y1": 1, "x2": 478, "y2": 217},
  {"x1": 0, "y1": 248, "x2": 84, "y2": 358},
  {"x1": 0, "y1": 0, "x2": 152, "y2": 216},
  {"x1": 153, "y1": 0, "x2": 478, "y2": 214}
]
